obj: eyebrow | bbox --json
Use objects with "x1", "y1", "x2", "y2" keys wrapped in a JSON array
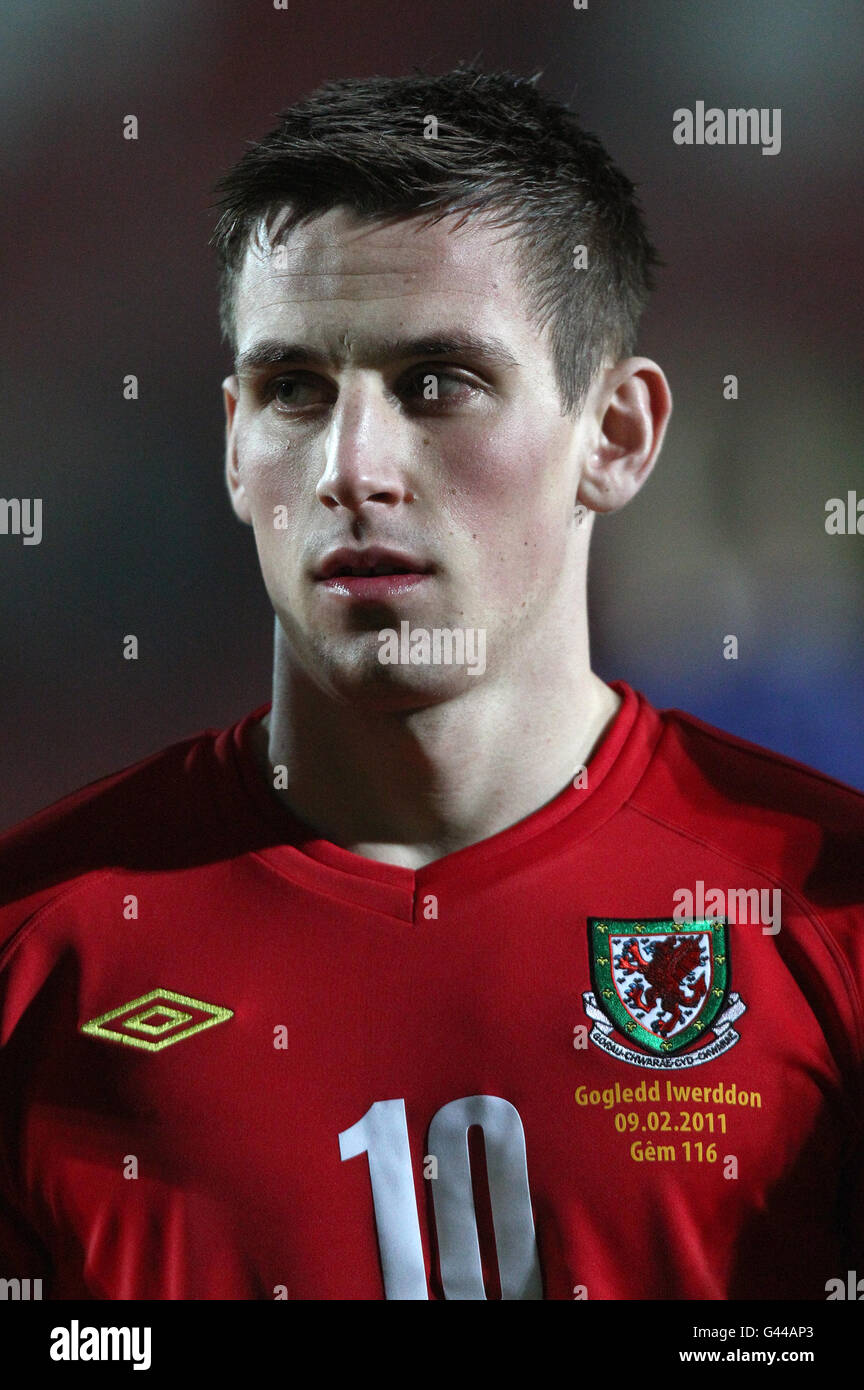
[{"x1": 234, "y1": 332, "x2": 521, "y2": 377}]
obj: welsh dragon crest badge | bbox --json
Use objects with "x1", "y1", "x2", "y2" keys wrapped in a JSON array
[{"x1": 583, "y1": 918, "x2": 747, "y2": 1069}]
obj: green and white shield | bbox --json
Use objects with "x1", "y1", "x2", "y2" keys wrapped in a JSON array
[{"x1": 588, "y1": 918, "x2": 729, "y2": 1056}]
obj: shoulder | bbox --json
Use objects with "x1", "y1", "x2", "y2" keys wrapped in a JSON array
[
  {"x1": 0, "y1": 716, "x2": 235, "y2": 957},
  {"x1": 630, "y1": 694, "x2": 864, "y2": 900},
  {"x1": 625, "y1": 693, "x2": 864, "y2": 1076}
]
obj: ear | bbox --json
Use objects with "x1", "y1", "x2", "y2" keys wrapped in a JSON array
[
  {"x1": 223, "y1": 375, "x2": 253, "y2": 525},
  {"x1": 577, "y1": 358, "x2": 672, "y2": 514}
]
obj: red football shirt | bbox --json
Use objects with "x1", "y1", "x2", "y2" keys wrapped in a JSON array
[{"x1": 1, "y1": 680, "x2": 862, "y2": 1299}]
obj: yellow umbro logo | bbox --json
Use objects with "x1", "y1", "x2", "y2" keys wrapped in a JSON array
[{"x1": 81, "y1": 989, "x2": 233, "y2": 1053}]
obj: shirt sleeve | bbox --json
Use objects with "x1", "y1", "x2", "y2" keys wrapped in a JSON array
[
  {"x1": 839, "y1": 1111, "x2": 864, "y2": 1280},
  {"x1": 0, "y1": 1178, "x2": 51, "y2": 1296}
]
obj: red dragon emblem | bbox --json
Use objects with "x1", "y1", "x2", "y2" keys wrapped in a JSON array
[{"x1": 617, "y1": 935, "x2": 707, "y2": 1037}]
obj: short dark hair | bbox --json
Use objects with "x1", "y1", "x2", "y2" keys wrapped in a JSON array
[{"x1": 210, "y1": 66, "x2": 660, "y2": 414}]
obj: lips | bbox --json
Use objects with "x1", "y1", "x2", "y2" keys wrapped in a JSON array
[{"x1": 315, "y1": 546, "x2": 434, "y2": 581}]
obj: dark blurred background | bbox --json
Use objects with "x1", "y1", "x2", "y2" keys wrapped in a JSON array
[{"x1": 1, "y1": 0, "x2": 862, "y2": 829}]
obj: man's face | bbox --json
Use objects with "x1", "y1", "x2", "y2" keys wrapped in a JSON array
[{"x1": 223, "y1": 206, "x2": 594, "y2": 706}]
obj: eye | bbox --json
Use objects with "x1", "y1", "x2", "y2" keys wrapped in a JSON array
[
  {"x1": 400, "y1": 367, "x2": 481, "y2": 409},
  {"x1": 265, "y1": 372, "x2": 334, "y2": 411}
]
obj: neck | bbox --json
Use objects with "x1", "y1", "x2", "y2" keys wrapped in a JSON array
[{"x1": 251, "y1": 617, "x2": 621, "y2": 871}]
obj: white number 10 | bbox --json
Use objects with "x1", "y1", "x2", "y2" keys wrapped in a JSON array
[{"x1": 339, "y1": 1094, "x2": 543, "y2": 1300}]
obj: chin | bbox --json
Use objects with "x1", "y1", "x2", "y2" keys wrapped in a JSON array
[{"x1": 322, "y1": 654, "x2": 482, "y2": 709}]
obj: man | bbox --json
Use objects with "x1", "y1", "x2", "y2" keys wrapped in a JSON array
[{"x1": 1, "y1": 68, "x2": 861, "y2": 1301}]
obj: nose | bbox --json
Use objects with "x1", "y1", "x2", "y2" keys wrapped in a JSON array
[{"x1": 315, "y1": 377, "x2": 415, "y2": 512}]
